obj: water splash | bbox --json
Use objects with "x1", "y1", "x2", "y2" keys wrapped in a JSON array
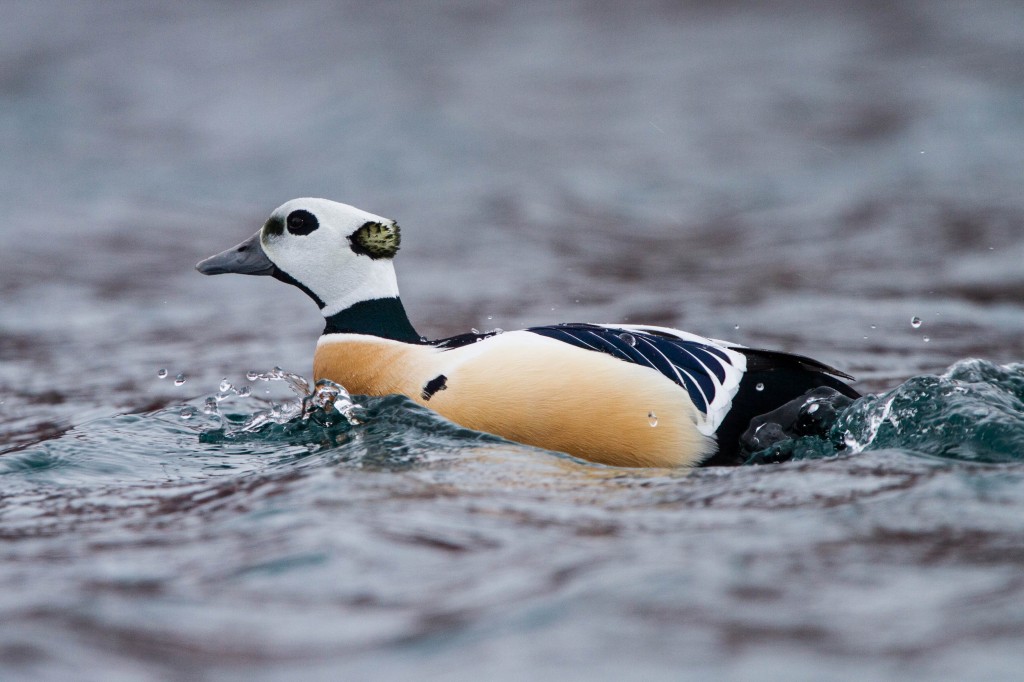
[
  {"x1": 195, "y1": 368, "x2": 364, "y2": 444},
  {"x1": 837, "y1": 360, "x2": 1024, "y2": 463},
  {"x1": 745, "y1": 360, "x2": 1024, "y2": 465}
]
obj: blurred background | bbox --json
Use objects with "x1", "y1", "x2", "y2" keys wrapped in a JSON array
[
  {"x1": 1, "y1": 1, "x2": 1023, "y2": 680},
  {"x1": 3, "y1": 0, "x2": 1022, "y2": 394}
]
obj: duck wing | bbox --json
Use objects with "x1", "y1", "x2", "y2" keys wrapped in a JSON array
[{"x1": 524, "y1": 323, "x2": 747, "y2": 436}]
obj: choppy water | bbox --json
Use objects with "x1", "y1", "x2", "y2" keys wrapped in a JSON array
[{"x1": 2, "y1": 2, "x2": 1023, "y2": 680}]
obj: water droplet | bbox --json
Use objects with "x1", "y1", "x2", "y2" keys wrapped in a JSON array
[
  {"x1": 236, "y1": 386, "x2": 251, "y2": 397},
  {"x1": 486, "y1": 316, "x2": 493, "y2": 321},
  {"x1": 755, "y1": 382, "x2": 765, "y2": 392},
  {"x1": 619, "y1": 332, "x2": 636, "y2": 347},
  {"x1": 870, "y1": 325, "x2": 877, "y2": 330},
  {"x1": 807, "y1": 403, "x2": 820, "y2": 414},
  {"x1": 246, "y1": 370, "x2": 259, "y2": 381},
  {"x1": 219, "y1": 378, "x2": 232, "y2": 393},
  {"x1": 174, "y1": 373, "x2": 186, "y2": 386},
  {"x1": 179, "y1": 406, "x2": 197, "y2": 420},
  {"x1": 471, "y1": 328, "x2": 480, "y2": 335},
  {"x1": 923, "y1": 336, "x2": 930, "y2": 343},
  {"x1": 910, "y1": 316, "x2": 922, "y2": 329},
  {"x1": 203, "y1": 397, "x2": 219, "y2": 414},
  {"x1": 157, "y1": 368, "x2": 168, "y2": 379},
  {"x1": 734, "y1": 324, "x2": 740, "y2": 331},
  {"x1": 648, "y1": 411, "x2": 658, "y2": 427}
]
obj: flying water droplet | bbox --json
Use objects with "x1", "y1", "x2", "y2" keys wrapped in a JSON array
[
  {"x1": 179, "y1": 406, "x2": 197, "y2": 420},
  {"x1": 174, "y1": 373, "x2": 186, "y2": 386},
  {"x1": 157, "y1": 368, "x2": 168, "y2": 379},
  {"x1": 755, "y1": 382, "x2": 765, "y2": 392},
  {"x1": 219, "y1": 378, "x2": 232, "y2": 393},
  {"x1": 648, "y1": 410, "x2": 658, "y2": 427},
  {"x1": 471, "y1": 328, "x2": 480, "y2": 335},
  {"x1": 734, "y1": 324, "x2": 740, "y2": 331},
  {"x1": 911, "y1": 316, "x2": 922, "y2": 329},
  {"x1": 619, "y1": 332, "x2": 636, "y2": 347},
  {"x1": 203, "y1": 397, "x2": 219, "y2": 415},
  {"x1": 923, "y1": 336, "x2": 930, "y2": 343}
]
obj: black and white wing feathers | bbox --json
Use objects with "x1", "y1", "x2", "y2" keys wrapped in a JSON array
[{"x1": 525, "y1": 323, "x2": 747, "y2": 435}]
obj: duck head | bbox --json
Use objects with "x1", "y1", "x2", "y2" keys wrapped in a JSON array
[{"x1": 197, "y1": 198, "x2": 418, "y2": 341}]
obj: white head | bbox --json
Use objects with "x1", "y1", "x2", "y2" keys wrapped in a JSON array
[{"x1": 197, "y1": 198, "x2": 403, "y2": 317}]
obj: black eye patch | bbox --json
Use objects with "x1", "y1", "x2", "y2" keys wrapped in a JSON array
[{"x1": 286, "y1": 209, "x2": 319, "y2": 236}]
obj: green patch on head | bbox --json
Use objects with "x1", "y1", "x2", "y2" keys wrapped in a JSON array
[
  {"x1": 350, "y1": 220, "x2": 401, "y2": 259},
  {"x1": 263, "y1": 215, "x2": 285, "y2": 236}
]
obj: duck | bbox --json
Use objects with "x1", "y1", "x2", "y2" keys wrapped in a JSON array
[{"x1": 196, "y1": 198, "x2": 859, "y2": 468}]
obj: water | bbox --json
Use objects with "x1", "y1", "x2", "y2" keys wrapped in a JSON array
[{"x1": 2, "y1": 1, "x2": 1024, "y2": 680}]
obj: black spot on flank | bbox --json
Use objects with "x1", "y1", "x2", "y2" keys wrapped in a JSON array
[
  {"x1": 263, "y1": 215, "x2": 284, "y2": 236},
  {"x1": 286, "y1": 209, "x2": 319, "y2": 236},
  {"x1": 421, "y1": 374, "x2": 448, "y2": 401}
]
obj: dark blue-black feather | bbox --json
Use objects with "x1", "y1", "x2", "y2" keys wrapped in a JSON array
[{"x1": 526, "y1": 323, "x2": 735, "y2": 415}]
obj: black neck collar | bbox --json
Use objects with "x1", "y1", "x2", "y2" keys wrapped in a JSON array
[{"x1": 322, "y1": 297, "x2": 422, "y2": 343}]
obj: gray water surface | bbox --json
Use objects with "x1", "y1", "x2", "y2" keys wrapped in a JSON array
[{"x1": 1, "y1": 2, "x2": 1023, "y2": 680}]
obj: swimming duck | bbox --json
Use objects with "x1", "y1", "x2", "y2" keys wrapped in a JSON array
[{"x1": 197, "y1": 198, "x2": 859, "y2": 467}]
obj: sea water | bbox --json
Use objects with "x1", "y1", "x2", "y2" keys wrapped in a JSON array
[{"x1": 2, "y1": 2, "x2": 1024, "y2": 680}]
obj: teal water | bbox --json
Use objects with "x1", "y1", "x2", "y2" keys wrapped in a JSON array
[
  {"x1": 745, "y1": 360, "x2": 1024, "y2": 465},
  {"x1": 2, "y1": 1, "x2": 1024, "y2": 680},
  {"x1": 3, "y1": 363, "x2": 1023, "y2": 680}
]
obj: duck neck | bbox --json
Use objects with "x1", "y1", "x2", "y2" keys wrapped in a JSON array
[{"x1": 322, "y1": 297, "x2": 422, "y2": 343}]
